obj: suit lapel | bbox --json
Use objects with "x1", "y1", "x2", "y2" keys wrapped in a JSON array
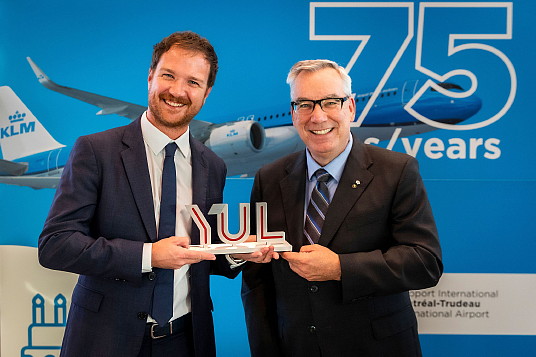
[
  {"x1": 121, "y1": 119, "x2": 157, "y2": 241},
  {"x1": 280, "y1": 153, "x2": 307, "y2": 250},
  {"x1": 319, "y1": 138, "x2": 374, "y2": 247}
]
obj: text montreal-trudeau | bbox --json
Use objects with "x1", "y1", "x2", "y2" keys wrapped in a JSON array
[{"x1": 413, "y1": 299, "x2": 482, "y2": 308}]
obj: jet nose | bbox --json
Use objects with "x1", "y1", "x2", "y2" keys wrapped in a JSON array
[
  {"x1": 465, "y1": 95, "x2": 483, "y2": 116},
  {"x1": 452, "y1": 94, "x2": 482, "y2": 120}
]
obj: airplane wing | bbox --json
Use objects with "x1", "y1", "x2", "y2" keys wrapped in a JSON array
[
  {"x1": 0, "y1": 159, "x2": 28, "y2": 176},
  {"x1": 0, "y1": 176, "x2": 60, "y2": 189},
  {"x1": 26, "y1": 57, "x2": 214, "y2": 137},
  {"x1": 27, "y1": 57, "x2": 147, "y2": 120}
]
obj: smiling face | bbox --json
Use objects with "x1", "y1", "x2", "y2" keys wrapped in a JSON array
[
  {"x1": 291, "y1": 68, "x2": 355, "y2": 166},
  {"x1": 147, "y1": 46, "x2": 212, "y2": 139}
]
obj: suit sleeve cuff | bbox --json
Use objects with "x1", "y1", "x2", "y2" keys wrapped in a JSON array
[
  {"x1": 142, "y1": 243, "x2": 153, "y2": 273},
  {"x1": 225, "y1": 254, "x2": 246, "y2": 269}
]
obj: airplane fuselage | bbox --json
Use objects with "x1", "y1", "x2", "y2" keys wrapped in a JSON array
[
  {"x1": 217, "y1": 80, "x2": 480, "y2": 130},
  {"x1": 2, "y1": 66, "x2": 483, "y2": 187},
  {"x1": 13, "y1": 147, "x2": 70, "y2": 176}
]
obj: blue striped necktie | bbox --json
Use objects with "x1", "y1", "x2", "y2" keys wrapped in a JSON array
[
  {"x1": 304, "y1": 169, "x2": 331, "y2": 245},
  {"x1": 151, "y1": 142, "x2": 177, "y2": 326}
]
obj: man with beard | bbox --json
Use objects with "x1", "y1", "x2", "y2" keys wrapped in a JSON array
[{"x1": 39, "y1": 31, "x2": 271, "y2": 357}]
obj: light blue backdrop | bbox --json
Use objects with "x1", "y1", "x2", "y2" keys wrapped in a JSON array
[{"x1": 1, "y1": 1, "x2": 534, "y2": 356}]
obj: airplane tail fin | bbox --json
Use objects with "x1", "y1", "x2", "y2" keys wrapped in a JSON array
[{"x1": 0, "y1": 86, "x2": 64, "y2": 161}]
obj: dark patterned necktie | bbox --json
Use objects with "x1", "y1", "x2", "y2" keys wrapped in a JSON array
[
  {"x1": 151, "y1": 142, "x2": 177, "y2": 326},
  {"x1": 304, "y1": 169, "x2": 331, "y2": 245}
]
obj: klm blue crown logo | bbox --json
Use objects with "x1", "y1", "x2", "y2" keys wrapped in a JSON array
[{"x1": 9, "y1": 111, "x2": 26, "y2": 123}]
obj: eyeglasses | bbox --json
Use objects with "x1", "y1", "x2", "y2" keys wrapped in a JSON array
[{"x1": 291, "y1": 96, "x2": 349, "y2": 115}]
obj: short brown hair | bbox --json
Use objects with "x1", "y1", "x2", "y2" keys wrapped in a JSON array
[{"x1": 150, "y1": 31, "x2": 218, "y2": 88}]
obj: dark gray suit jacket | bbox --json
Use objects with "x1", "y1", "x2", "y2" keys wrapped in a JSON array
[
  {"x1": 39, "y1": 118, "x2": 237, "y2": 357},
  {"x1": 242, "y1": 136, "x2": 442, "y2": 357}
]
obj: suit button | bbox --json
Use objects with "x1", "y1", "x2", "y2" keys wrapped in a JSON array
[
  {"x1": 308, "y1": 325, "x2": 316, "y2": 334},
  {"x1": 148, "y1": 272, "x2": 156, "y2": 281},
  {"x1": 309, "y1": 285, "x2": 318, "y2": 293},
  {"x1": 137, "y1": 312, "x2": 148, "y2": 320}
]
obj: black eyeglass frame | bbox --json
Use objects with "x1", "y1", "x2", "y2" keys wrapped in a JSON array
[{"x1": 290, "y1": 96, "x2": 349, "y2": 114}]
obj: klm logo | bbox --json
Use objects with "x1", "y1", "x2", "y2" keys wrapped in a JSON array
[
  {"x1": 227, "y1": 129, "x2": 238, "y2": 137},
  {"x1": 2, "y1": 111, "x2": 35, "y2": 139}
]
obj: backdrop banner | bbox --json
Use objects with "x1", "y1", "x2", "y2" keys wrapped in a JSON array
[{"x1": 1, "y1": 1, "x2": 534, "y2": 356}]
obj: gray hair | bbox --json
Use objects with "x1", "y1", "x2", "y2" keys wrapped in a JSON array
[{"x1": 286, "y1": 59, "x2": 352, "y2": 97}]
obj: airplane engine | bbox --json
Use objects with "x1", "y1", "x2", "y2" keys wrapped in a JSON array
[{"x1": 205, "y1": 121, "x2": 266, "y2": 158}]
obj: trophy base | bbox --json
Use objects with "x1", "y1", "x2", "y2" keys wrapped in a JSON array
[{"x1": 189, "y1": 241, "x2": 292, "y2": 254}]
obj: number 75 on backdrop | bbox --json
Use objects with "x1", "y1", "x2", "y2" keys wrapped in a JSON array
[{"x1": 311, "y1": 2, "x2": 515, "y2": 131}]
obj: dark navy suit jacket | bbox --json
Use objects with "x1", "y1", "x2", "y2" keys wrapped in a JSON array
[
  {"x1": 39, "y1": 118, "x2": 237, "y2": 357},
  {"x1": 242, "y1": 136, "x2": 443, "y2": 357}
]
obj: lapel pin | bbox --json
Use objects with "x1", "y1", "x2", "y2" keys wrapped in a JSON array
[{"x1": 352, "y1": 180, "x2": 361, "y2": 189}]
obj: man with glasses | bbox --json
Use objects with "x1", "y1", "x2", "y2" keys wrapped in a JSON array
[{"x1": 241, "y1": 59, "x2": 443, "y2": 357}]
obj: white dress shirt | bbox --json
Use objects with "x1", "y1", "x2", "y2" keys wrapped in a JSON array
[{"x1": 140, "y1": 112, "x2": 193, "y2": 322}]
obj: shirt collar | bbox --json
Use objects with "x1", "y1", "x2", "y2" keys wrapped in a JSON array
[
  {"x1": 306, "y1": 134, "x2": 353, "y2": 183},
  {"x1": 141, "y1": 112, "x2": 191, "y2": 159}
]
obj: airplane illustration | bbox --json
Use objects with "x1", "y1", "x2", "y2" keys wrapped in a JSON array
[
  {"x1": 0, "y1": 86, "x2": 68, "y2": 189},
  {"x1": 0, "y1": 57, "x2": 482, "y2": 189}
]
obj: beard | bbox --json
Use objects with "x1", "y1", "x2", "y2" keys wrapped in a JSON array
[{"x1": 148, "y1": 93, "x2": 200, "y2": 129}]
